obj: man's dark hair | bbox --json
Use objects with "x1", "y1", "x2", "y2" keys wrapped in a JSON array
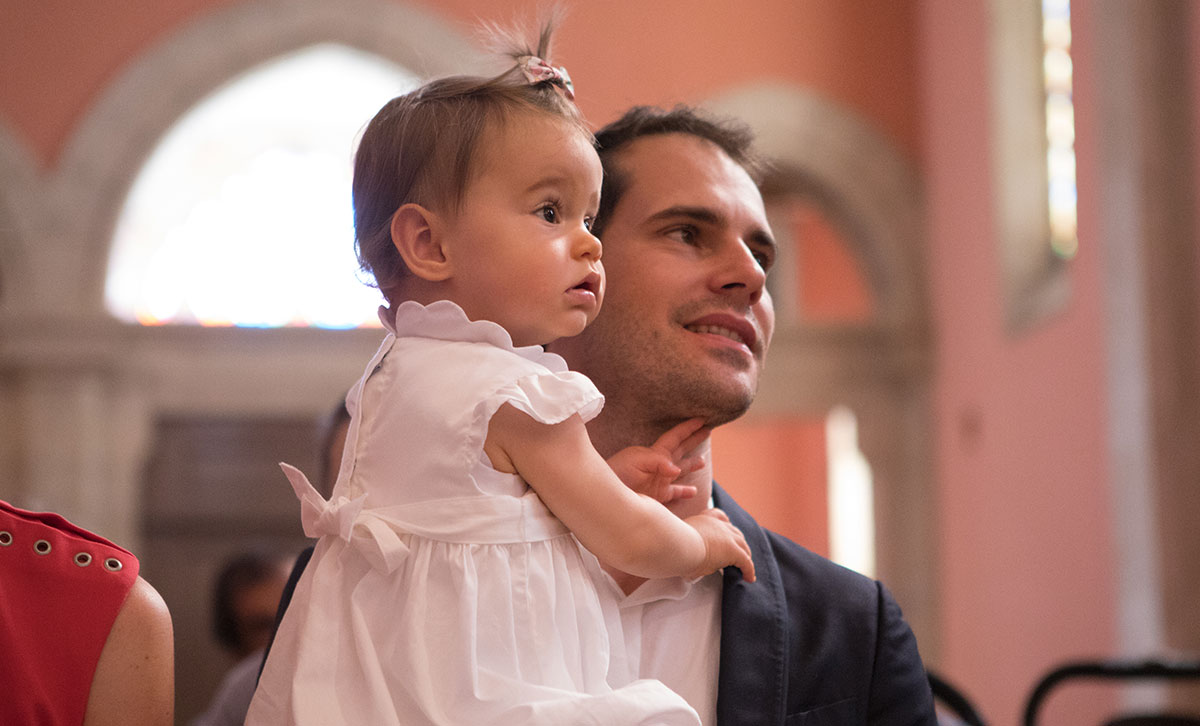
[{"x1": 591, "y1": 105, "x2": 766, "y2": 238}]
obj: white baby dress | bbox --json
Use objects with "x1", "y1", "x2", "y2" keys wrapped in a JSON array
[{"x1": 247, "y1": 300, "x2": 700, "y2": 725}]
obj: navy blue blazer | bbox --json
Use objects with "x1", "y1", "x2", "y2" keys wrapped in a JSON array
[{"x1": 713, "y1": 483, "x2": 936, "y2": 725}]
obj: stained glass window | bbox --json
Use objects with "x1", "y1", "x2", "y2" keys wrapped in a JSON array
[
  {"x1": 1043, "y1": 0, "x2": 1077, "y2": 259},
  {"x1": 105, "y1": 44, "x2": 419, "y2": 328}
]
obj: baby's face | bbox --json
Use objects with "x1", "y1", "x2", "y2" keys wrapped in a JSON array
[{"x1": 439, "y1": 112, "x2": 604, "y2": 348}]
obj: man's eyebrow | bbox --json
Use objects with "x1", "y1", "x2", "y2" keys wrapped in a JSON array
[{"x1": 645, "y1": 205, "x2": 721, "y2": 225}]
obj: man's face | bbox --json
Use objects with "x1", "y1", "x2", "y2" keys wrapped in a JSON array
[{"x1": 553, "y1": 132, "x2": 776, "y2": 429}]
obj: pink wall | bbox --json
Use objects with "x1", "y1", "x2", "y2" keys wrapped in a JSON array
[
  {"x1": 405, "y1": 0, "x2": 923, "y2": 156},
  {"x1": 0, "y1": 0, "x2": 921, "y2": 166},
  {"x1": 919, "y1": 0, "x2": 1117, "y2": 722},
  {"x1": 0, "y1": 0, "x2": 243, "y2": 167}
]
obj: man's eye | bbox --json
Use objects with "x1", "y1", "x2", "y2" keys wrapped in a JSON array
[
  {"x1": 754, "y1": 251, "x2": 773, "y2": 271},
  {"x1": 539, "y1": 205, "x2": 559, "y2": 223},
  {"x1": 667, "y1": 226, "x2": 697, "y2": 245}
]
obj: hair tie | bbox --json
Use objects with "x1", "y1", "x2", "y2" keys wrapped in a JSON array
[{"x1": 518, "y1": 55, "x2": 575, "y2": 101}]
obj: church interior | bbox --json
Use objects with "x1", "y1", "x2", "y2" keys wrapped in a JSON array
[{"x1": 3, "y1": 0, "x2": 1199, "y2": 723}]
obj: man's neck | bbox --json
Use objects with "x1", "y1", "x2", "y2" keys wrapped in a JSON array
[{"x1": 588, "y1": 409, "x2": 716, "y2": 594}]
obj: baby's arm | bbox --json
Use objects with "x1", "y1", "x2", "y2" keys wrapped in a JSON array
[
  {"x1": 485, "y1": 404, "x2": 755, "y2": 583},
  {"x1": 606, "y1": 418, "x2": 707, "y2": 504}
]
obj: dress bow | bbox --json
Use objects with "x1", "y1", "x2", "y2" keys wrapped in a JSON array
[
  {"x1": 280, "y1": 462, "x2": 365, "y2": 541},
  {"x1": 279, "y1": 462, "x2": 410, "y2": 572}
]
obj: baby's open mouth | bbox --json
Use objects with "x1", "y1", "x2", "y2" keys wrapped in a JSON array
[{"x1": 571, "y1": 271, "x2": 601, "y2": 294}]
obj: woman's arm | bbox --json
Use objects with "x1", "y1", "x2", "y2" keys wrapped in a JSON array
[
  {"x1": 484, "y1": 404, "x2": 754, "y2": 582},
  {"x1": 84, "y1": 576, "x2": 175, "y2": 726}
]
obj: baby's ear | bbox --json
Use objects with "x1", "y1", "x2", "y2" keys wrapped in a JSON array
[{"x1": 391, "y1": 204, "x2": 452, "y2": 282}]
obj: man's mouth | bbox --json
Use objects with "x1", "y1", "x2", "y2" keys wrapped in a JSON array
[
  {"x1": 683, "y1": 314, "x2": 757, "y2": 351},
  {"x1": 686, "y1": 324, "x2": 746, "y2": 345}
]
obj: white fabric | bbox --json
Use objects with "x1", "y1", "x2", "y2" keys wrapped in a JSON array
[
  {"x1": 248, "y1": 300, "x2": 699, "y2": 726},
  {"x1": 582, "y1": 545, "x2": 723, "y2": 726},
  {"x1": 624, "y1": 576, "x2": 722, "y2": 726}
]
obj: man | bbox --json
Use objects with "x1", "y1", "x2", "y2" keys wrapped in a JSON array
[{"x1": 548, "y1": 106, "x2": 936, "y2": 725}]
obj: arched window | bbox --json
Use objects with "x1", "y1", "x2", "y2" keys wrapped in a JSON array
[
  {"x1": 989, "y1": 0, "x2": 1076, "y2": 330},
  {"x1": 105, "y1": 44, "x2": 418, "y2": 328}
]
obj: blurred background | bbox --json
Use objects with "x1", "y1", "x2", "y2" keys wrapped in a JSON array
[{"x1": 2, "y1": 0, "x2": 1198, "y2": 723}]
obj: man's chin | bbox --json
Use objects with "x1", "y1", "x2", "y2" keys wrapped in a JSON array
[
  {"x1": 701, "y1": 401, "x2": 753, "y2": 428},
  {"x1": 686, "y1": 381, "x2": 757, "y2": 427}
]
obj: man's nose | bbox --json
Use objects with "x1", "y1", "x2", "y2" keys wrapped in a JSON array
[{"x1": 712, "y1": 237, "x2": 766, "y2": 305}]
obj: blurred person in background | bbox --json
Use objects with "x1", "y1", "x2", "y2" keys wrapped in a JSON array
[{"x1": 191, "y1": 549, "x2": 290, "y2": 726}]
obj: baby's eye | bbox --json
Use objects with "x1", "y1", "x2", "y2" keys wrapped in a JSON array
[
  {"x1": 583, "y1": 216, "x2": 595, "y2": 231},
  {"x1": 538, "y1": 204, "x2": 559, "y2": 223}
]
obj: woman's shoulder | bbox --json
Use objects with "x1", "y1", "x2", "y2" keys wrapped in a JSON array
[
  {"x1": 84, "y1": 576, "x2": 175, "y2": 726},
  {"x1": 0, "y1": 500, "x2": 174, "y2": 726}
]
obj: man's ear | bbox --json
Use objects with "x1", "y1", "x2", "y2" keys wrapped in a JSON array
[{"x1": 390, "y1": 203, "x2": 452, "y2": 282}]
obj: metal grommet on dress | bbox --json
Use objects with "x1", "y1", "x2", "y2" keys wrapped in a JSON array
[
  {"x1": 0, "y1": 531, "x2": 12, "y2": 546},
  {"x1": 103, "y1": 557, "x2": 123, "y2": 572},
  {"x1": 34, "y1": 539, "x2": 52, "y2": 555},
  {"x1": 75, "y1": 552, "x2": 93, "y2": 567}
]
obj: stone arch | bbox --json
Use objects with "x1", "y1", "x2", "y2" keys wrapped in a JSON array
[{"x1": 53, "y1": 0, "x2": 484, "y2": 317}]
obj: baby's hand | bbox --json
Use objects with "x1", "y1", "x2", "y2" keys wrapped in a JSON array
[
  {"x1": 683, "y1": 508, "x2": 756, "y2": 583},
  {"x1": 606, "y1": 418, "x2": 707, "y2": 504}
]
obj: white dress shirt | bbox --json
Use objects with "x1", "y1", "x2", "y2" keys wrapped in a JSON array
[{"x1": 585, "y1": 549, "x2": 723, "y2": 725}]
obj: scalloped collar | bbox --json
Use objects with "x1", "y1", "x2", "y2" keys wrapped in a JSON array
[{"x1": 380, "y1": 300, "x2": 570, "y2": 373}]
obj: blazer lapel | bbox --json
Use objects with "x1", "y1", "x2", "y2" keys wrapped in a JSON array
[{"x1": 713, "y1": 483, "x2": 790, "y2": 725}]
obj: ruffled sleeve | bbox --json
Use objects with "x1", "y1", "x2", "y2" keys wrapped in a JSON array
[{"x1": 484, "y1": 369, "x2": 604, "y2": 427}]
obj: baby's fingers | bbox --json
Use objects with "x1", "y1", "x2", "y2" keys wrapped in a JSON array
[
  {"x1": 715, "y1": 518, "x2": 753, "y2": 580},
  {"x1": 708, "y1": 507, "x2": 731, "y2": 523},
  {"x1": 733, "y1": 536, "x2": 756, "y2": 582},
  {"x1": 663, "y1": 484, "x2": 698, "y2": 502},
  {"x1": 714, "y1": 510, "x2": 754, "y2": 582},
  {"x1": 652, "y1": 418, "x2": 707, "y2": 458}
]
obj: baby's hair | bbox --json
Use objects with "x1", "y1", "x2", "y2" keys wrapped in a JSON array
[{"x1": 353, "y1": 16, "x2": 589, "y2": 305}]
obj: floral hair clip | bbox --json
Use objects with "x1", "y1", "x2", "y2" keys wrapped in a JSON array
[{"x1": 518, "y1": 55, "x2": 575, "y2": 101}]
